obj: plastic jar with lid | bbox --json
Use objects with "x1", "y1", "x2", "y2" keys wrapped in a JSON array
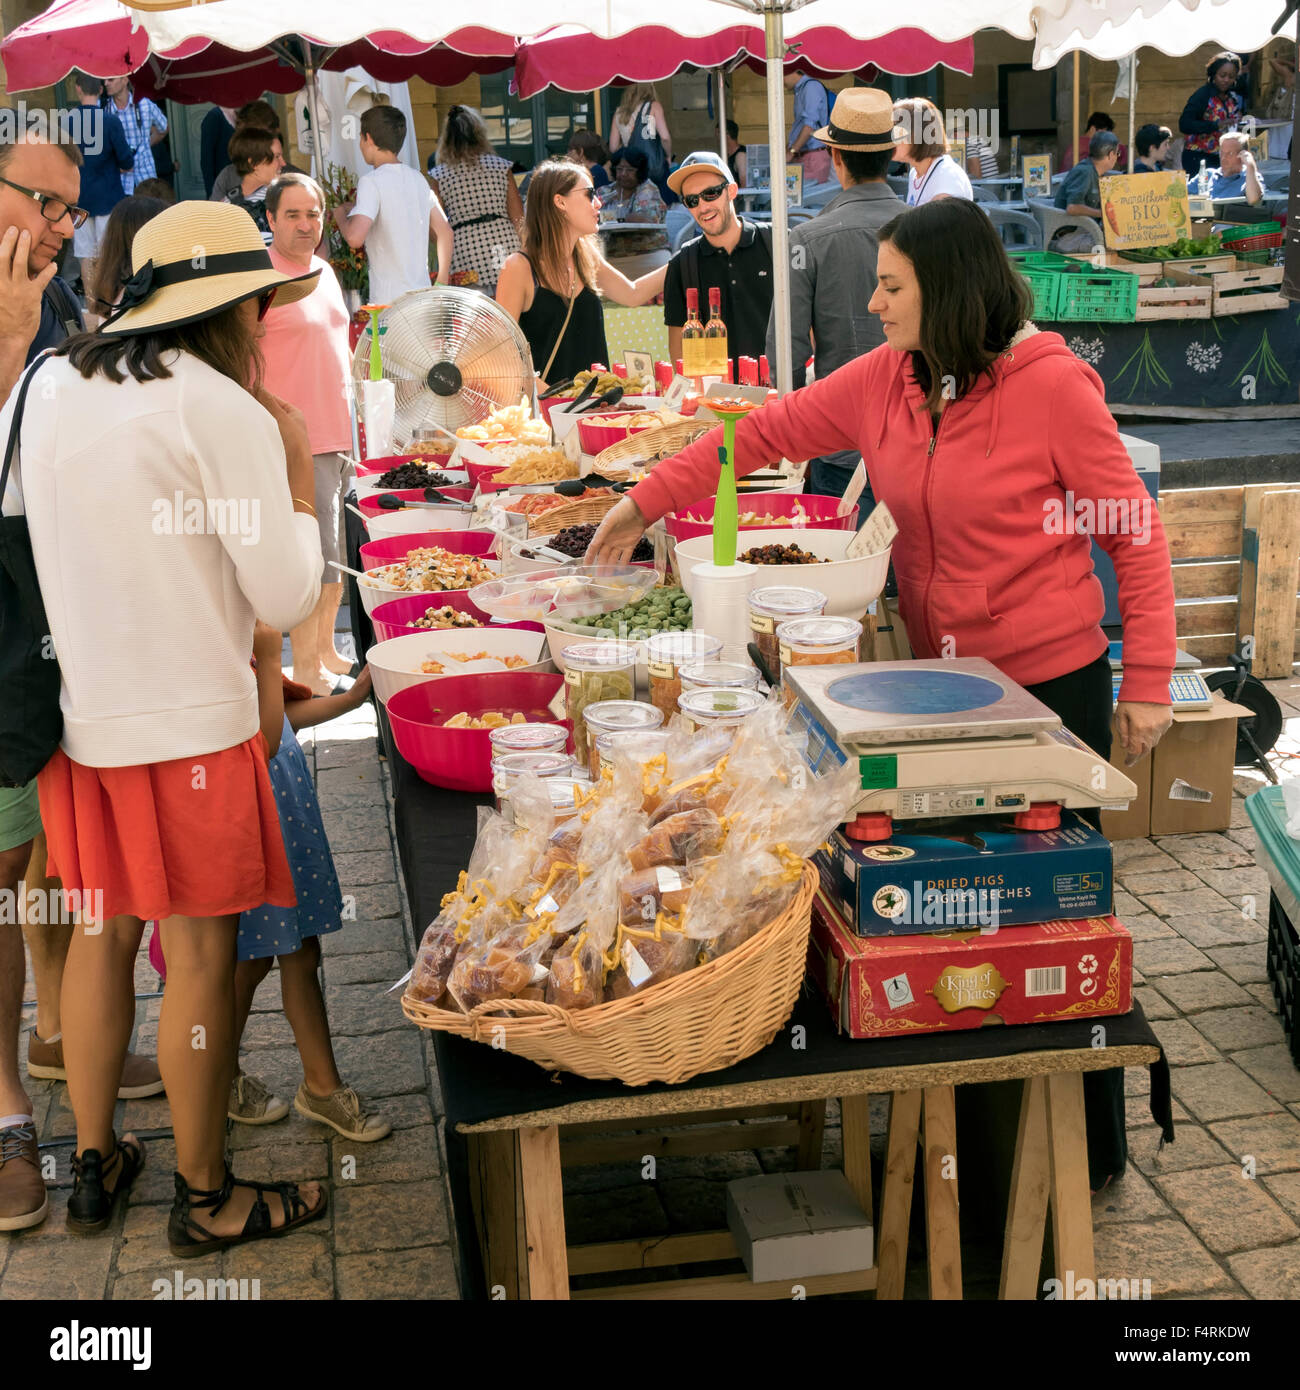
[
  {"x1": 776, "y1": 616, "x2": 862, "y2": 672},
  {"x1": 645, "y1": 630, "x2": 723, "y2": 718},
  {"x1": 749, "y1": 587, "x2": 827, "y2": 677},
  {"x1": 562, "y1": 643, "x2": 637, "y2": 765},
  {"x1": 581, "y1": 700, "x2": 664, "y2": 779},
  {"x1": 490, "y1": 750, "x2": 577, "y2": 813},
  {"x1": 676, "y1": 686, "x2": 768, "y2": 733},
  {"x1": 678, "y1": 660, "x2": 762, "y2": 694},
  {"x1": 488, "y1": 722, "x2": 569, "y2": 758}
]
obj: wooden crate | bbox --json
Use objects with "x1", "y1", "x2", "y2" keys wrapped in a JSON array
[
  {"x1": 1135, "y1": 268, "x2": 1212, "y2": 321},
  {"x1": 1065, "y1": 251, "x2": 1160, "y2": 285},
  {"x1": 1210, "y1": 264, "x2": 1287, "y2": 316}
]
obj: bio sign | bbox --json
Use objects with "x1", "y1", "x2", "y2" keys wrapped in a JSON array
[{"x1": 1101, "y1": 172, "x2": 1191, "y2": 250}]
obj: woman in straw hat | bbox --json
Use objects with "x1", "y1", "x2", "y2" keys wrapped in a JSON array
[{"x1": 2, "y1": 199, "x2": 331, "y2": 1252}]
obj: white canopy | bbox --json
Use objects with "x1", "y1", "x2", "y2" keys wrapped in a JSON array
[{"x1": 1036, "y1": 0, "x2": 1290, "y2": 65}]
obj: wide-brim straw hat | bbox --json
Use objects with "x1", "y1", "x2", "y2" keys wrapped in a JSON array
[
  {"x1": 100, "y1": 200, "x2": 320, "y2": 336},
  {"x1": 814, "y1": 87, "x2": 907, "y2": 153}
]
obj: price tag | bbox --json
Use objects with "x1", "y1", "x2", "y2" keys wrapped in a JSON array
[
  {"x1": 623, "y1": 350, "x2": 653, "y2": 384},
  {"x1": 622, "y1": 939, "x2": 653, "y2": 988},
  {"x1": 548, "y1": 685, "x2": 569, "y2": 720},
  {"x1": 847, "y1": 499, "x2": 898, "y2": 560},
  {"x1": 562, "y1": 426, "x2": 583, "y2": 466},
  {"x1": 838, "y1": 461, "x2": 867, "y2": 518},
  {"x1": 663, "y1": 374, "x2": 693, "y2": 411},
  {"x1": 454, "y1": 437, "x2": 496, "y2": 467},
  {"x1": 445, "y1": 441, "x2": 464, "y2": 472}
]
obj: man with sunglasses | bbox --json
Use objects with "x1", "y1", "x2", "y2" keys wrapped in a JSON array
[{"x1": 663, "y1": 152, "x2": 773, "y2": 380}]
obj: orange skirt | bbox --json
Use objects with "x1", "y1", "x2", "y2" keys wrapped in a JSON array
[{"x1": 36, "y1": 735, "x2": 297, "y2": 922}]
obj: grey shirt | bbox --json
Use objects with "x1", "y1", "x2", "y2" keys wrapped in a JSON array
[{"x1": 766, "y1": 180, "x2": 905, "y2": 389}]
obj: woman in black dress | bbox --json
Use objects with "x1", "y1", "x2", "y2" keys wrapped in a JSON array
[{"x1": 495, "y1": 161, "x2": 667, "y2": 390}]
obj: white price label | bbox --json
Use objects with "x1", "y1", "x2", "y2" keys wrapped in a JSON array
[
  {"x1": 562, "y1": 427, "x2": 583, "y2": 465},
  {"x1": 663, "y1": 374, "x2": 693, "y2": 411},
  {"x1": 622, "y1": 940, "x2": 653, "y2": 988},
  {"x1": 838, "y1": 461, "x2": 867, "y2": 517},
  {"x1": 847, "y1": 499, "x2": 898, "y2": 560}
]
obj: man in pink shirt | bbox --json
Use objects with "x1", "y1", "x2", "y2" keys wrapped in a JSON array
[{"x1": 262, "y1": 172, "x2": 356, "y2": 692}]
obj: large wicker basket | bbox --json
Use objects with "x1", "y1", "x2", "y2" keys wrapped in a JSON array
[
  {"x1": 526, "y1": 493, "x2": 622, "y2": 538},
  {"x1": 594, "y1": 419, "x2": 715, "y2": 473},
  {"x1": 402, "y1": 863, "x2": 818, "y2": 1085}
]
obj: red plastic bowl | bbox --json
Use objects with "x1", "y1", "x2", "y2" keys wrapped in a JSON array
[
  {"x1": 576, "y1": 412, "x2": 657, "y2": 456},
  {"x1": 664, "y1": 493, "x2": 858, "y2": 543},
  {"x1": 355, "y1": 452, "x2": 454, "y2": 479},
  {"x1": 369, "y1": 591, "x2": 544, "y2": 644},
  {"x1": 357, "y1": 487, "x2": 474, "y2": 519},
  {"x1": 359, "y1": 530, "x2": 499, "y2": 573},
  {"x1": 387, "y1": 672, "x2": 571, "y2": 792},
  {"x1": 464, "y1": 457, "x2": 512, "y2": 492}
]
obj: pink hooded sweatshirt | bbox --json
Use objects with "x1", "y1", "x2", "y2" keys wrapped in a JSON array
[{"x1": 630, "y1": 329, "x2": 1176, "y2": 706}]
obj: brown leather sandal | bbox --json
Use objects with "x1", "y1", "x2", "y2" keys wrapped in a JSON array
[{"x1": 167, "y1": 1164, "x2": 327, "y2": 1258}]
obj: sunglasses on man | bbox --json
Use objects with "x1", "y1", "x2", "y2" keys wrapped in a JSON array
[
  {"x1": 682, "y1": 181, "x2": 728, "y2": 210},
  {"x1": 0, "y1": 176, "x2": 89, "y2": 230}
]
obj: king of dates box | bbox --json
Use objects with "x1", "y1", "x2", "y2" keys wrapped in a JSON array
[
  {"x1": 815, "y1": 811, "x2": 1112, "y2": 936},
  {"x1": 808, "y1": 887, "x2": 1133, "y2": 1039}
]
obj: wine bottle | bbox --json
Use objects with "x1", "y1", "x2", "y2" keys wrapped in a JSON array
[
  {"x1": 703, "y1": 286, "x2": 729, "y2": 379},
  {"x1": 681, "y1": 287, "x2": 707, "y2": 379}
]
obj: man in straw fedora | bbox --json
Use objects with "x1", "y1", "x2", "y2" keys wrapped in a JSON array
[
  {"x1": 767, "y1": 87, "x2": 906, "y2": 502},
  {"x1": 4, "y1": 198, "x2": 339, "y2": 1252}
]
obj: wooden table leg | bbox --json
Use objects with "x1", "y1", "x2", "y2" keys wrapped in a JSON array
[
  {"x1": 1046, "y1": 1071, "x2": 1096, "y2": 1288},
  {"x1": 518, "y1": 1124, "x2": 570, "y2": 1301},
  {"x1": 922, "y1": 1085, "x2": 962, "y2": 1300},
  {"x1": 1000, "y1": 1075, "x2": 1051, "y2": 1300},
  {"x1": 467, "y1": 1130, "x2": 525, "y2": 1299},
  {"x1": 839, "y1": 1095, "x2": 873, "y2": 1226},
  {"x1": 797, "y1": 1099, "x2": 827, "y2": 1170},
  {"x1": 875, "y1": 1090, "x2": 922, "y2": 1300}
]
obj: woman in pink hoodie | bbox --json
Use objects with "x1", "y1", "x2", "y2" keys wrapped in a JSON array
[{"x1": 590, "y1": 197, "x2": 1176, "y2": 772}]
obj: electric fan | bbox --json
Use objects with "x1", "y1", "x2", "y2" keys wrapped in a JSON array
[{"x1": 350, "y1": 287, "x2": 534, "y2": 450}]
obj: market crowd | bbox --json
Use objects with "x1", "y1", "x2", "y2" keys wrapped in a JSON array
[{"x1": 0, "y1": 43, "x2": 1275, "y2": 1250}]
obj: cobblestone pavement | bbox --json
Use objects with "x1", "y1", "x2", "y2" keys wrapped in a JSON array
[{"x1": 2, "y1": 665, "x2": 1298, "y2": 1300}]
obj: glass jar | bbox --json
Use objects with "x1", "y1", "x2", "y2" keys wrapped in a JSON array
[
  {"x1": 581, "y1": 700, "x2": 664, "y2": 779},
  {"x1": 776, "y1": 616, "x2": 863, "y2": 672},
  {"x1": 488, "y1": 723, "x2": 569, "y2": 758},
  {"x1": 676, "y1": 686, "x2": 767, "y2": 733},
  {"x1": 563, "y1": 643, "x2": 638, "y2": 766},
  {"x1": 645, "y1": 630, "x2": 723, "y2": 718},
  {"x1": 678, "y1": 660, "x2": 763, "y2": 694},
  {"x1": 490, "y1": 751, "x2": 577, "y2": 813},
  {"x1": 749, "y1": 587, "x2": 827, "y2": 678}
]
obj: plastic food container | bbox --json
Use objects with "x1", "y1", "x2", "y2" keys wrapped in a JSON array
[
  {"x1": 749, "y1": 587, "x2": 828, "y2": 677},
  {"x1": 563, "y1": 643, "x2": 638, "y2": 766},
  {"x1": 645, "y1": 631, "x2": 723, "y2": 719},
  {"x1": 488, "y1": 723, "x2": 569, "y2": 757},
  {"x1": 676, "y1": 686, "x2": 767, "y2": 733},
  {"x1": 678, "y1": 660, "x2": 763, "y2": 694},
  {"x1": 584, "y1": 700, "x2": 665, "y2": 779},
  {"x1": 490, "y1": 750, "x2": 577, "y2": 811},
  {"x1": 776, "y1": 616, "x2": 863, "y2": 670}
]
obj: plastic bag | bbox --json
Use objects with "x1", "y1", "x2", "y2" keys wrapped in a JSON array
[
  {"x1": 627, "y1": 808, "x2": 726, "y2": 870},
  {"x1": 545, "y1": 860, "x2": 622, "y2": 1010},
  {"x1": 604, "y1": 915, "x2": 699, "y2": 1000}
]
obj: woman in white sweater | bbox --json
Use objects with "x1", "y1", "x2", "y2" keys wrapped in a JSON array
[{"x1": 2, "y1": 201, "x2": 331, "y2": 1252}]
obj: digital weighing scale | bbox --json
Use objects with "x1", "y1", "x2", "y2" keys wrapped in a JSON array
[{"x1": 784, "y1": 657, "x2": 1138, "y2": 841}]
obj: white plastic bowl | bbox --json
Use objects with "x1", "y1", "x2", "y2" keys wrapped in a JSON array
[
  {"x1": 365, "y1": 506, "x2": 480, "y2": 540},
  {"x1": 367, "y1": 629, "x2": 550, "y2": 706},
  {"x1": 671, "y1": 528, "x2": 890, "y2": 622}
]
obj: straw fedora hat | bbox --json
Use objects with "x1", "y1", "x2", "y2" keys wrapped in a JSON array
[
  {"x1": 100, "y1": 200, "x2": 321, "y2": 336},
  {"x1": 813, "y1": 88, "x2": 906, "y2": 153}
]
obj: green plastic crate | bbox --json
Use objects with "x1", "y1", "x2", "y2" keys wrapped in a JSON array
[
  {"x1": 1054, "y1": 266, "x2": 1139, "y2": 322},
  {"x1": 1220, "y1": 221, "x2": 1282, "y2": 243},
  {"x1": 1008, "y1": 250, "x2": 1074, "y2": 321}
]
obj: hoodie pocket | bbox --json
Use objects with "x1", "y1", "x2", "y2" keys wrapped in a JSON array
[{"x1": 926, "y1": 581, "x2": 1018, "y2": 663}]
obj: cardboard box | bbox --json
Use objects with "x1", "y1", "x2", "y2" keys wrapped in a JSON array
[
  {"x1": 1101, "y1": 695, "x2": 1253, "y2": 839},
  {"x1": 726, "y1": 1171, "x2": 873, "y2": 1283},
  {"x1": 816, "y1": 810, "x2": 1112, "y2": 936},
  {"x1": 808, "y1": 887, "x2": 1133, "y2": 1039}
]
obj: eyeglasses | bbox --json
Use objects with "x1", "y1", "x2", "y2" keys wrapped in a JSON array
[
  {"x1": 0, "y1": 176, "x2": 89, "y2": 230},
  {"x1": 256, "y1": 289, "x2": 277, "y2": 320},
  {"x1": 575, "y1": 186, "x2": 599, "y2": 202},
  {"x1": 682, "y1": 182, "x2": 728, "y2": 210}
]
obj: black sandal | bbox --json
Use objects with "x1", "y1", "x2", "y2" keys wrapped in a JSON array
[
  {"x1": 168, "y1": 1164, "x2": 327, "y2": 1258},
  {"x1": 67, "y1": 1135, "x2": 145, "y2": 1235}
]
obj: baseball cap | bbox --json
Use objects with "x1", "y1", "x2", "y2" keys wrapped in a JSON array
[{"x1": 667, "y1": 151, "x2": 733, "y2": 197}]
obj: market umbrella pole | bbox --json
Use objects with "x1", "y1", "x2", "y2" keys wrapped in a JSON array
[
  {"x1": 1128, "y1": 52, "x2": 1136, "y2": 173},
  {"x1": 301, "y1": 37, "x2": 327, "y2": 180},
  {"x1": 717, "y1": 67, "x2": 728, "y2": 163},
  {"x1": 765, "y1": 3, "x2": 793, "y2": 394},
  {"x1": 1072, "y1": 50, "x2": 1080, "y2": 173}
]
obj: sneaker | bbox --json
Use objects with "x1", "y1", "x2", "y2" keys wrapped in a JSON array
[
  {"x1": 27, "y1": 1033, "x2": 165, "y2": 1100},
  {"x1": 294, "y1": 1083, "x2": 391, "y2": 1142},
  {"x1": 0, "y1": 1122, "x2": 48, "y2": 1232},
  {"x1": 228, "y1": 1071, "x2": 289, "y2": 1125}
]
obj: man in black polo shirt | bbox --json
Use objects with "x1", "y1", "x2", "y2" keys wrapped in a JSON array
[{"x1": 663, "y1": 151, "x2": 772, "y2": 379}]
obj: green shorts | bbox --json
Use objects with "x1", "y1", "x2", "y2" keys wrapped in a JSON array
[{"x1": 0, "y1": 781, "x2": 41, "y2": 853}]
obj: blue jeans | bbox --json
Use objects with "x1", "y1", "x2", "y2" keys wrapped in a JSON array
[{"x1": 807, "y1": 451, "x2": 871, "y2": 507}]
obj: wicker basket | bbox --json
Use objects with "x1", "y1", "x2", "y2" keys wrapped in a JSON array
[
  {"x1": 527, "y1": 494, "x2": 622, "y2": 538},
  {"x1": 402, "y1": 862, "x2": 818, "y2": 1085},
  {"x1": 594, "y1": 420, "x2": 715, "y2": 473}
]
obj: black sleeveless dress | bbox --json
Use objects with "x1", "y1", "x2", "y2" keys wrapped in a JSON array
[{"x1": 517, "y1": 256, "x2": 609, "y2": 385}]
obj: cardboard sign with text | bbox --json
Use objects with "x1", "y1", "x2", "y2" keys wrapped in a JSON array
[
  {"x1": 1101, "y1": 172, "x2": 1191, "y2": 250},
  {"x1": 1022, "y1": 154, "x2": 1052, "y2": 199}
]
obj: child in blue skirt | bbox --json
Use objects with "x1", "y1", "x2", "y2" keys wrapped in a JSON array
[{"x1": 228, "y1": 626, "x2": 390, "y2": 1142}]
